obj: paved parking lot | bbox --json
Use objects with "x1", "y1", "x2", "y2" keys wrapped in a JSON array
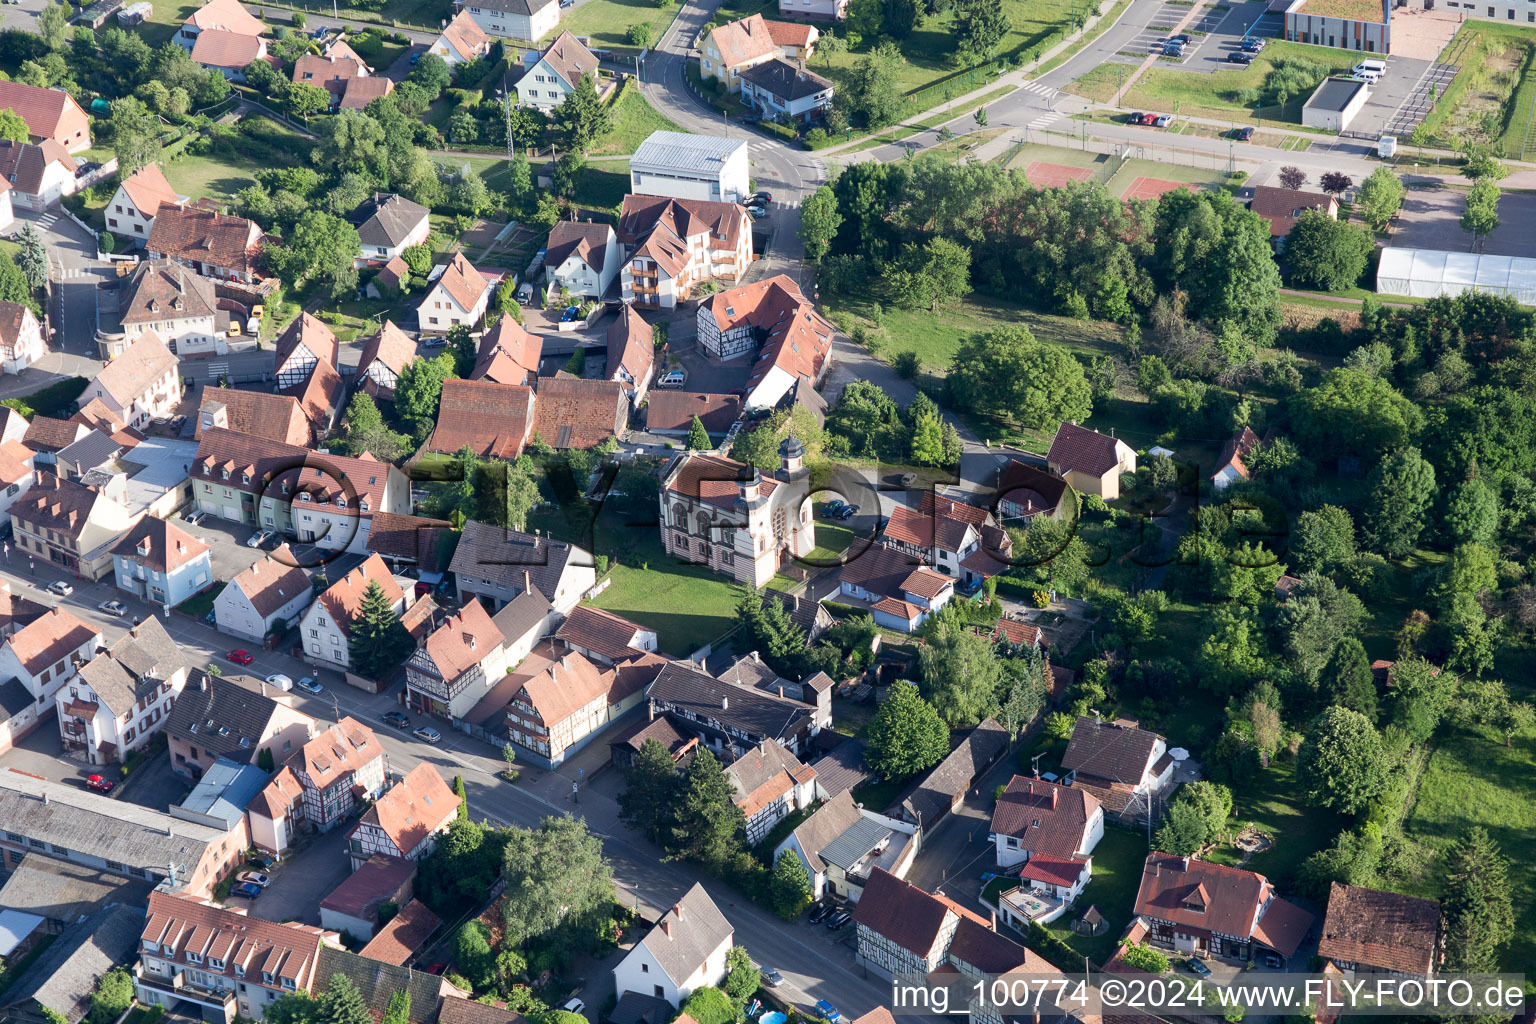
[
  {"x1": 117, "y1": 748, "x2": 194, "y2": 813},
  {"x1": 0, "y1": 0, "x2": 48, "y2": 36},
  {"x1": 1112, "y1": 0, "x2": 1270, "y2": 68},
  {"x1": 245, "y1": 828, "x2": 353, "y2": 927},
  {"x1": 1390, "y1": 185, "x2": 1536, "y2": 259},
  {"x1": 1339, "y1": 55, "x2": 1433, "y2": 137}
]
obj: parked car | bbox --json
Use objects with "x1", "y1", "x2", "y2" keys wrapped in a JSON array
[
  {"x1": 227, "y1": 649, "x2": 255, "y2": 665},
  {"x1": 1128, "y1": 111, "x2": 1146, "y2": 124},
  {"x1": 1233, "y1": 126, "x2": 1255, "y2": 141},
  {"x1": 238, "y1": 871, "x2": 271, "y2": 887},
  {"x1": 382, "y1": 710, "x2": 411, "y2": 729},
  {"x1": 204, "y1": 611, "x2": 217, "y2": 625},
  {"x1": 184, "y1": 510, "x2": 206, "y2": 525},
  {"x1": 1162, "y1": 43, "x2": 1185, "y2": 56},
  {"x1": 46, "y1": 581, "x2": 73, "y2": 596},
  {"x1": 1226, "y1": 51, "x2": 1254, "y2": 64},
  {"x1": 748, "y1": 207, "x2": 770, "y2": 219},
  {"x1": 84, "y1": 774, "x2": 114, "y2": 793},
  {"x1": 815, "y1": 1000, "x2": 843, "y2": 1023},
  {"x1": 265, "y1": 673, "x2": 293, "y2": 690},
  {"x1": 1182, "y1": 957, "x2": 1212, "y2": 977},
  {"x1": 310, "y1": 25, "x2": 329, "y2": 38},
  {"x1": 296, "y1": 677, "x2": 324, "y2": 694},
  {"x1": 656, "y1": 369, "x2": 687, "y2": 388},
  {"x1": 422, "y1": 335, "x2": 447, "y2": 348},
  {"x1": 560, "y1": 1001, "x2": 585, "y2": 1017},
  {"x1": 560, "y1": 305, "x2": 581, "y2": 322},
  {"x1": 98, "y1": 600, "x2": 127, "y2": 616},
  {"x1": 751, "y1": 191, "x2": 773, "y2": 204},
  {"x1": 227, "y1": 321, "x2": 242, "y2": 337},
  {"x1": 825, "y1": 910, "x2": 852, "y2": 929},
  {"x1": 410, "y1": 52, "x2": 421, "y2": 64},
  {"x1": 808, "y1": 903, "x2": 834, "y2": 923},
  {"x1": 247, "y1": 851, "x2": 276, "y2": 869},
  {"x1": 231, "y1": 882, "x2": 263, "y2": 899},
  {"x1": 837, "y1": 505, "x2": 858, "y2": 520},
  {"x1": 763, "y1": 968, "x2": 784, "y2": 988},
  {"x1": 1153, "y1": 114, "x2": 1174, "y2": 127},
  {"x1": 1241, "y1": 37, "x2": 1266, "y2": 51},
  {"x1": 1138, "y1": 112, "x2": 1159, "y2": 126},
  {"x1": 247, "y1": 529, "x2": 275, "y2": 548},
  {"x1": 1167, "y1": 32, "x2": 1191, "y2": 44},
  {"x1": 414, "y1": 726, "x2": 442, "y2": 744}
]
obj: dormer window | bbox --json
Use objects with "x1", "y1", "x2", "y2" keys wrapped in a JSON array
[
  {"x1": 234, "y1": 965, "x2": 245, "y2": 978},
  {"x1": 208, "y1": 958, "x2": 224, "y2": 970},
  {"x1": 221, "y1": 469, "x2": 230, "y2": 480},
  {"x1": 137, "y1": 540, "x2": 150, "y2": 556},
  {"x1": 359, "y1": 500, "x2": 370, "y2": 513},
  {"x1": 187, "y1": 952, "x2": 202, "y2": 964},
  {"x1": 300, "y1": 493, "x2": 311, "y2": 503},
  {"x1": 242, "y1": 472, "x2": 251, "y2": 484},
  {"x1": 262, "y1": 972, "x2": 274, "y2": 985},
  {"x1": 336, "y1": 496, "x2": 346, "y2": 508}
]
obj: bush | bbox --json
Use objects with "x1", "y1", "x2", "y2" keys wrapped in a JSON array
[
  {"x1": 805, "y1": 127, "x2": 829, "y2": 148},
  {"x1": 757, "y1": 119, "x2": 798, "y2": 142},
  {"x1": 893, "y1": 350, "x2": 920, "y2": 378},
  {"x1": 17, "y1": 376, "x2": 88, "y2": 418}
]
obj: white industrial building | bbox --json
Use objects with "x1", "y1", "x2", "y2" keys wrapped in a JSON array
[
  {"x1": 629, "y1": 131, "x2": 750, "y2": 205},
  {"x1": 1377, "y1": 247, "x2": 1536, "y2": 304}
]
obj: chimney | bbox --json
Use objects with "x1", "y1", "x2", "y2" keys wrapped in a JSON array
[
  {"x1": 661, "y1": 919, "x2": 672, "y2": 938},
  {"x1": 130, "y1": 622, "x2": 139, "y2": 639},
  {"x1": 42, "y1": 790, "x2": 49, "y2": 805},
  {"x1": 989, "y1": 910, "x2": 996, "y2": 931},
  {"x1": 524, "y1": 570, "x2": 532, "y2": 594},
  {"x1": 1181, "y1": 856, "x2": 1190, "y2": 871},
  {"x1": 1050, "y1": 787, "x2": 1057, "y2": 810},
  {"x1": 674, "y1": 901, "x2": 685, "y2": 922},
  {"x1": 750, "y1": 650, "x2": 760, "y2": 664},
  {"x1": 199, "y1": 674, "x2": 208, "y2": 692},
  {"x1": 260, "y1": 680, "x2": 266, "y2": 697},
  {"x1": 720, "y1": 695, "x2": 728, "y2": 711}
]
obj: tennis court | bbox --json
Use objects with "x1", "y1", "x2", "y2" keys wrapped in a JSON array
[
  {"x1": 1025, "y1": 161, "x2": 1093, "y2": 188},
  {"x1": 1121, "y1": 176, "x2": 1197, "y2": 200}
]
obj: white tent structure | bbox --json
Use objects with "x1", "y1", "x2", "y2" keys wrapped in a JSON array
[{"x1": 1378, "y1": 247, "x2": 1536, "y2": 304}]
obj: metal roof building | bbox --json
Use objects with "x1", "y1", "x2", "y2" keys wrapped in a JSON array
[{"x1": 628, "y1": 130, "x2": 750, "y2": 205}]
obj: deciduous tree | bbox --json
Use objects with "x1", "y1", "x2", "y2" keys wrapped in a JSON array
[
  {"x1": 1291, "y1": 504, "x2": 1355, "y2": 575},
  {"x1": 1278, "y1": 165, "x2": 1306, "y2": 190},
  {"x1": 1364, "y1": 446, "x2": 1436, "y2": 558},
  {"x1": 953, "y1": 0, "x2": 1009, "y2": 64},
  {"x1": 946, "y1": 324, "x2": 1092, "y2": 428},
  {"x1": 0, "y1": 110, "x2": 28, "y2": 144},
  {"x1": 1355, "y1": 166, "x2": 1404, "y2": 232},
  {"x1": 265, "y1": 211, "x2": 361, "y2": 298},
  {"x1": 1284, "y1": 210, "x2": 1373, "y2": 291},
  {"x1": 770, "y1": 850, "x2": 813, "y2": 920},
  {"x1": 1460, "y1": 178, "x2": 1501, "y2": 249},
  {"x1": 889, "y1": 237, "x2": 971, "y2": 310},
  {"x1": 501, "y1": 815, "x2": 614, "y2": 946},
  {"x1": 866, "y1": 681, "x2": 949, "y2": 780},
  {"x1": 1152, "y1": 781, "x2": 1232, "y2": 855},
  {"x1": 394, "y1": 351, "x2": 457, "y2": 432},
  {"x1": 800, "y1": 184, "x2": 842, "y2": 262},
  {"x1": 1298, "y1": 705, "x2": 1389, "y2": 813}
]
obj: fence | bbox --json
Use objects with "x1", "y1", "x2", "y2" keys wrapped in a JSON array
[{"x1": 1017, "y1": 124, "x2": 1259, "y2": 177}]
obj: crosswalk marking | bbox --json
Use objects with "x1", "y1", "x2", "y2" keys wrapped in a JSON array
[
  {"x1": 1026, "y1": 114, "x2": 1060, "y2": 130},
  {"x1": 1021, "y1": 82, "x2": 1056, "y2": 97}
]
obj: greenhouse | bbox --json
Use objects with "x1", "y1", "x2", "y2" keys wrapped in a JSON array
[{"x1": 1377, "y1": 247, "x2": 1536, "y2": 304}]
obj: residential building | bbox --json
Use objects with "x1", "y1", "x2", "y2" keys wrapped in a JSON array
[
  {"x1": 334, "y1": 75, "x2": 396, "y2": 110},
  {"x1": 776, "y1": 0, "x2": 845, "y2": 25},
  {"x1": 697, "y1": 275, "x2": 833, "y2": 412},
  {"x1": 347, "y1": 763, "x2": 461, "y2": 868},
  {"x1": 0, "y1": 857, "x2": 153, "y2": 931},
  {"x1": 511, "y1": 31, "x2": 598, "y2": 110},
  {"x1": 646, "y1": 391, "x2": 741, "y2": 439},
  {"x1": 532, "y1": 376, "x2": 628, "y2": 450},
  {"x1": 851, "y1": 867, "x2": 1054, "y2": 983},
  {"x1": 647, "y1": 659, "x2": 817, "y2": 758},
  {"x1": 135, "y1": 890, "x2": 327, "y2": 1022},
  {"x1": 724, "y1": 738, "x2": 816, "y2": 844},
  {"x1": 715, "y1": 651, "x2": 830, "y2": 728},
  {"x1": 279, "y1": 359, "x2": 346, "y2": 440},
  {"x1": 894, "y1": 718, "x2": 1010, "y2": 830},
  {"x1": 359, "y1": 899, "x2": 441, "y2": 965},
  {"x1": 273, "y1": 312, "x2": 340, "y2": 391},
  {"x1": 429, "y1": 10, "x2": 491, "y2": 65},
  {"x1": 110, "y1": 515, "x2": 213, "y2": 610},
  {"x1": 701, "y1": 15, "x2": 818, "y2": 91},
  {"x1": 195, "y1": 387, "x2": 311, "y2": 447},
  {"x1": 0, "y1": 139, "x2": 78, "y2": 210},
  {"x1": 994, "y1": 459, "x2": 1070, "y2": 524},
  {"x1": 1133, "y1": 852, "x2": 1315, "y2": 965},
  {"x1": 288, "y1": 717, "x2": 388, "y2": 831},
  {"x1": 170, "y1": 755, "x2": 268, "y2": 838},
  {"x1": 191, "y1": 429, "x2": 411, "y2": 550},
  {"x1": 776, "y1": 790, "x2": 918, "y2": 902},
  {"x1": 0, "y1": 81, "x2": 92, "y2": 153},
  {"x1": 246, "y1": 765, "x2": 304, "y2": 857},
  {"x1": 293, "y1": 47, "x2": 391, "y2": 109},
  {"x1": 318, "y1": 854, "x2": 416, "y2": 939},
  {"x1": 471, "y1": 316, "x2": 543, "y2": 386},
  {"x1": 449, "y1": 518, "x2": 595, "y2": 614},
  {"x1": 429, "y1": 379, "x2": 536, "y2": 459},
  {"x1": 10, "y1": 472, "x2": 139, "y2": 580},
  {"x1": 0, "y1": 584, "x2": 57, "y2": 753},
  {"x1": 146, "y1": 205, "x2": 265, "y2": 283},
  {"x1": 606, "y1": 304, "x2": 654, "y2": 403},
  {"x1": 658, "y1": 438, "x2": 814, "y2": 588},
  {"x1": 165, "y1": 670, "x2": 317, "y2": 779},
  {"x1": 837, "y1": 543, "x2": 955, "y2": 633},
  {"x1": 453, "y1": 0, "x2": 559, "y2": 43},
  {"x1": 119, "y1": 261, "x2": 223, "y2": 357},
  {"x1": 0, "y1": 441, "x2": 36, "y2": 524},
  {"x1": 352, "y1": 193, "x2": 430, "y2": 266},
  {"x1": 739, "y1": 59, "x2": 833, "y2": 122},
  {"x1": 20, "y1": 419, "x2": 88, "y2": 464},
  {"x1": 0, "y1": 300, "x2": 46, "y2": 374},
  {"x1": 105, "y1": 164, "x2": 185, "y2": 247},
  {"x1": 1301, "y1": 75, "x2": 1371, "y2": 131},
  {"x1": 191, "y1": 29, "x2": 268, "y2": 79},
  {"x1": 546, "y1": 219, "x2": 618, "y2": 298},
  {"x1": 405, "y1": 599, "x2": 514, "y2": 719},
  {"x1": 0, "y1": 178, "x2": 12, "y2": 231},
  {"x1": 989, "y1": 774, "x2": 1102, "y2": 872},
  {"x1": 355, "y1": 320, "x2": 417, "y2": 400},
  {"x1": 299, "y1": 555, "x2": 411, "y2": 672},
  {"x1": 1060, "y1": 714, "x2": 1176, "y2": 819},
  {"x1": 419, "y1": 252, "x2": 501, "y2": 331},
  {"x1": 501, "y1": 642, "x2": 617, "y2": 766},
  {"x1": 1318, "y1": 882, "x2": 1441, "y2": 976},
  {"x1": 365, "y1": 511, "x2": 457, "y2": 579},
  {"x1": 1250, "y1": 185, "x2": 1340, "y2": 239},
  {"x1": 0, "y1": 771, "x2": 236, "y2": 894},
  {"x1": 1046, "y1": 421, "x2": 1136, "y2": 500},
  {"x1": 1211, "y1": 426, "x2": 1261, "y2": 490},
  {"x1": 214, "y1": 544, "x2": 314, "y2": 642},
  {"x1": 0, "y1": 606, "x2": 101, "y2": 750},
  {"x1": 86, "y1": 329, "x2": 181, "y2": 430},
  {"x1": 176, "y1": 0, "x2": 265, "y2": 51},
  {"x1": 0, "y1": 905, "x2": 142, "y2": 1024},
  {"x1": 612, "y1": 883, "x2": 733, "y2": 1007},
  {"x1": 618, "y1": 194, "x2": 753, "y2": 309},
  {"x1": 879, "y1": 492, "x2": 1017, "y2": 587},
  {"x1": 629, "y1": 131, "x2": 750, "y2": 204},
  {"x1": 555, "y1": 605, "x2": 657, "y2": 665},
  {"x1": 313, "y1": 944, "x2": 466, "y2": 1022}
]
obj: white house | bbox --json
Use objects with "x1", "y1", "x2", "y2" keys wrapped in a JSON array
[
  {"x1": 724, "y1": 738, "x2": 817, "y2": 846},
  {"x1": 544, "y1": 220, "x2": 617, "y2": 300},
  {"x1": 612, "y1": 883, "x2": 733, "y2": 1007},
  {"x1": 110, "y1": 515, "x2": 213, "y2": 611},
  {"x1": 739, "y1": 58, "x2": 834, "y2": 123},
  {"x1": 176, "y1": 0, "x2": 265, "y2": 51},
  {"x1": 429, "y1": 10, "x2": 491, "y2": 65},
  {"x1": 298, "y1": 554, "x2": 411, "y2": 672},
  {"x1": 0, "y1": 441, "x2": 35, "y2": 523},
  {"x1": 0, "y1": 301, "x2": 46, "y2": 374},
  {"x1": 1060, "y1": 715, "x2": 1177, "y2": 820},
  {"x1": 777, "y1": 0, "x2": 847, "y2": 21},
  {"x1": 628, "y1": 131, "x2": 750, "y2": 205},
  {"x1": 454, "y1": 0, "x2": 559, "y2": 43},
  {"x1": 403, "y1": 599, "x2": 513, "y2": 720},
  {"x1": 84, "y1": 330, "x2": 181, "y2": 430},
  {"x1": 55, "y1": 617, "x2": 186, "y2": 766},
  {"x1": 774, "y1": 790, "x2": 920, "y2": 903},
  {"x1": 0, "y1": 139, "x2": 78, "y2": 211},
  {"x1": 0, "y1": 608, "x2": 103, "y2": 728},
  {"x1": 106, "y1": 164, "x2": 185, "y2": 247},
  {"x1": 190, "y1": 29, "x2": 268, "y2": 80},
  {"x1": 989, "y1": 775, "x2": 1103, "y2": 870},
  {"x1": 418, "y1": 252, "x2": 501, "y2": 332},
  {"x1": 0, "y1": 179, "x2": 13, "y2": 233},
  {"x1": 345, "y1": 762, "x2": 461, "y2": 869},
  {"x1": 353, "y1": 193, "x2": 430, "y2": 266},
  {"x1": 511, "y1": 31, "x2": 597, "y2": 110},
  {"x1": 213, "y1": 544, "x2": 315, "y2": 642},
  {"x1": 119, "y1": 261, "x2": 224, "y2": 357}
]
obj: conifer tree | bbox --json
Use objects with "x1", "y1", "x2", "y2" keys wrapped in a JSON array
[{"x1": 348, "y1": 580, "x2": 412, "y2": 680}]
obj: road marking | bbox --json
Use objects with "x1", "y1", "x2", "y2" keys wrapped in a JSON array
[
  {"x1": 1021, "y1": 81, "x2": 1056, "y2": 97},
  {"x1": 1026, "y1": 114, "x2": 1061, "y2": 130}
]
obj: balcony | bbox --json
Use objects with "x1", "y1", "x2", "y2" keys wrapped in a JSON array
[{"x1": 134, "y1": 967, "x2": 236, "y2": 1011}]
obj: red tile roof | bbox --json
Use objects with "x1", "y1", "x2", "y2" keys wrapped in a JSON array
[
  {"x1": 1018, "y1": 854, "x2": 1090, "y2": 888},
  {"x1": 358, "y1": 898, "x2": 441, "y2": 965},
  {"x1": 292, "y1": 716, "x2": 385, "y2": 788},
  {"x1": 556, "y1": 605, "x2": 648, "y2": 662},
  {"x1": 110, "y1": 515, "x2": 210, "y2": 574},
  {"x1": 1250, "y1": 185, "x2": 1337, "y2": 237},
  {"x1": 1134, "y1": 853, "x2": 1313, "y2": 957},
  {"x1": 1317, "y1": 882, "x2": 1440, "y2": 974},
  {"x1": 191, "y1": 28, "x2": 264, "y2": 69},
  {"x1": 511, "y1": 643, "x2": 616, "y2": 727},
  {"x1": 437, "y1": 10, "x2": 488, "y2": 61},
  {"x1": 143, "y1": 890, "x2": 325, "y2": 991},
  {"x1": 431, "y1": 379, "x2": 534, "y2": 458},
  {"x1": 644, "y1": 391, "x2": 740, "y2": 434},
  {"x1": 546, "y1": 220, "x2": 613, "y2": 276},
  {"x1": 606, "y1": 304, "x2": 653, "y2": 391},
  {"x1": 186, "y1": 0, "x2": 266, "y2": 35},
  {"x1": 3, "y1": 606, "x2": 101, "y2": 676},
  {"x1": 284, "y1": 355, "x2": 345, "y2": 432},
  {"x1": 472, "y1": 317, "x2": 542, "y2": 385},
  {"x1": 702, "y1": 275, "x2": 833, "y2": 396},
  {"x1": 1214, "y1": 426, "x2": 1261, "y2": 481},
  {"x1": 618, "y1": 195, "x2": 750, "y2": 274},
  {"x1": 1048, "y1": 422, "x2": 1126, "y2": 478},
  {"x1": 274, "y1": 313, "x2": 341, "y2": 377},
  {"x1": 354, "y1": 763, "x2": 460, "y2": 856},
  {"x1": 147, "y1": 205, "x2": 264, "y2": 277},
  {"x1": 849, "y1": 868, "x2": 955, "y2": 961},
  {"x1": 990, "y1": 775, "x2": 1099, "y2": 858},
  {"x1": 531, "y1": 376, "x2": 627, "y2": 450},
  {"x1": 0, "y1": 139, "x2": 75, "y2": 196},
  {"x1": 337, "y1": 76, "x2": 395, "y2": 110},
  {"x1": 116, "y1": 163, "x2": 182, "y2": 219},
  {"x1": 196, "y1": 386, "x2": 310, "y2": 446},
  {"x1": 431, "y1": 251, "x2": 496, "y2": 313},
  {"x1": 662, "y1": 451, "x2": 773, "y2": 510},
  {"x1": 0, "y1": 82, "x2": 89, "y2": 145},
  {"x1": 229, "y1": 545, "x2": 311, "y2": 618},
  {"x1": 994, "y1": 618, "x2": 1045, "y2": 648},
  {"x1": 420, "y1": 600, "x2": 503, "y2": 683},
  {"x1": 898, "y1": 568, "x2": 952, "y2": 600},
  {"x1": 357, "y1": 320, "x2": 417, "y2": 381},
  {"x1": 317, "y1": 553, "x2": 404, "y2": 627}
]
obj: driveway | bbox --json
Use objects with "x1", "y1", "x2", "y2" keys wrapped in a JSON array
[
  {"x1": 117, "y1": 747, "x2": 194, "y2": 813},
  {"x1": 245, "y1": 827, "x2": 354, "y2": 927}
]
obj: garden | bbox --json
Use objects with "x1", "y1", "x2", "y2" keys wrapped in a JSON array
[{"x1": 1413, "y1": 21, "x2": 1536, "y2": 158}]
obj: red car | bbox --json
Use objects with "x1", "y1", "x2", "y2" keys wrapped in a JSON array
[
  {"x1": 1140, "y1": 113, "x2": 1159, "y2": 126},
  {"x1": 85, "y1": 774, "x2": 114, "y2": 793},
  {"x1": 227, "y1": 649, "x2": 255, "y2": 665}
]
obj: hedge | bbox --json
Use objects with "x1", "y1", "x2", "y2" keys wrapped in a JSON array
[
  {"x1": 2, "y1": 376, "x2": 88, "y2": 419},
  {"x1": 755, "y1": 120, "x2": 798, "y2": 143}
]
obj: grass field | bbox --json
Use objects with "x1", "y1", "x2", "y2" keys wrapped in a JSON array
[
  {"x1": 1045, "y1": 825, "x2": 1151, "y2": 964},
  {"x1": 1403, "y1": 714, "x2": 1536, "y2": 975},
  {"x1": 591, "y1": 82, "x2": 684, "y2": 157},
  {"x1": 1202, "y1": 754, "x2": 1351, "y2": 888},
  {"x1": 588, "y1": 537, "x2": 744, "y2": 656},
  {"x1": 159, "y1": 120, "x2": 311, "y2": 203},
  {"x1": 1415, "y1": 21, "x2": 1536, "y2": 155},
  {"x1": 1068, "y1": 40, "x2": 1359, "y2": 125},
  {"x1": 555, "y1": 0, "x2": 680, "y2": 52}
]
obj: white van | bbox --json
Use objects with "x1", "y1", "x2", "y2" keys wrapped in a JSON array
[{"x1": 1353, "y1": 58, "x2": 1385, "y2": 79}]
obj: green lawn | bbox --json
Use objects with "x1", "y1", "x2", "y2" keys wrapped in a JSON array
[
  {"x1": 1415, "y1": 21, "x2": 1536, "y2": 154},
  {"x1": 1045, "y1": 825, "x2": 1151, "y2": 965},
  {"x1": 1403, "y1": 716, "x2": 1536, "y2": 975},
  {"x1": 571, "y1": 165, "x2": 630, "y2": 216},
  {"x1": 1068, "y1": 40, "x2": 1361, "y2": 126},
  {"x1": 159, "y1": 120, "x2": 311, "y2": 204},
  {"x1": 136, "y1": 0, "x2": 202, "y2": 46},
  {"x1": 591, "y1": 82, "x2": 685, "y2": 157},
  {"x1": 555, "y1": 0, "x2": 679, "y2": 52},
  {"x1": 589, "y1": 556, "x2": 743, "y2": 657},
  {"x1": 1202, "y1": 754, "x2": 1350, "y2": 888},
  {"x1": 175, "y1": 582, "x2": 226, "y2": 621}
]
